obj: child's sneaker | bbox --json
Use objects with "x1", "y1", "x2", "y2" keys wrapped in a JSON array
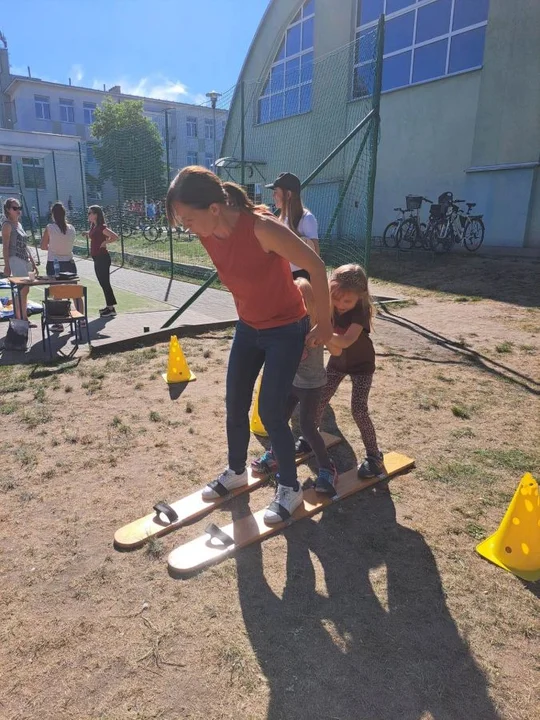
[
  {"x1": 295, "y1": 437, "x2": 312, "y2": 458},
  {"x1": 314, "y1": 463, "x2": 338, "y2": 495},
  {"x1": 251, "y1": 449, "x2": 278, "y2": 476},
  {"x1": 357, "y1": 452, "x2": 387, "y2": 480},
  {"x1": 263, "y1": 481, "x2": 303, "y2": 524},
  {"x1": 201, "y1": 468, "x2": 248, "y2": 500}
]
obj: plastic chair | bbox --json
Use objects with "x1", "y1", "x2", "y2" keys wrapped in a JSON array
[{"x1": 41, "y1": 285, "x2": 89, "y2": 359}]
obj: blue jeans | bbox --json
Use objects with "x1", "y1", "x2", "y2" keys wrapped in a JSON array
[{"x1": 226, "y1": 317, "x2": 309, "y2": 488}]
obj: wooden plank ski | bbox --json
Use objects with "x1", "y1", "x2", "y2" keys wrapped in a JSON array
[
  {"x1": 167, "y1": 451, "x2": 415, "y2": 577},
  {"x1": 114, "y1": 432, "x2": 341, "y2": 550}
]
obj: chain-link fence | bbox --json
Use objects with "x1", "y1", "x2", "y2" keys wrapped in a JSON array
[{"x1": 8, "y1": 17, "x2": 383, "y2": 306}]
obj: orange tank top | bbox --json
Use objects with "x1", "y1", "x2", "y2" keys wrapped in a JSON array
[{"x1": 200, "y1": 212, "x2": 306, "y2": 329}]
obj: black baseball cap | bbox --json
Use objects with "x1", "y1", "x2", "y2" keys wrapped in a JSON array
[{"x1": 265, "y1": 172, "x2": 301, "y2": 194}]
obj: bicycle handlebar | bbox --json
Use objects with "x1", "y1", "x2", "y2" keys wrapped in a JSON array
[
  {"x1": 423, "y1": 197, "x2": 433, "y2": 203},
  {"x1": 454, "y1": 199, "x2": 465, "y2": 203},
  {"x1": 394, "y1": 207, "x2": 405, "y2": 212}
]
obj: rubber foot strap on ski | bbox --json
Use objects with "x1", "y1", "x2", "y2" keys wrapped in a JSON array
[
  {"x1": 206, "y1": 479, "x2": 230, "y2": 497},
  {"x1": 205, "y1": 523, "x2": 235, "y2": 547},
  {"x1": 153, "y1": 502, "x2": 179, "y2": 524},
  {"x1": 315, "y1": 478, "x2": 337, "y2": 497}
]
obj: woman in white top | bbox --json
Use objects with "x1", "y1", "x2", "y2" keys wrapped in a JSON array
[
  {"x1": 266, "y1": 172, "x2": 321, "y2": 280},
  {"x1": 41, "y1": 202, "x2": 77, "y2": 277},
  {"x1": 41, "y1": 202, "x2": 79, "y2": 331}
]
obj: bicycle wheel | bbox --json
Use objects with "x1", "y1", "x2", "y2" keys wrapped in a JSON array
[
  {"x1": 419, "y1": 223, "x2": 430, "y2": 249},
  {"x1": 397, "y1": 218, "x2": 419, "y2": 251},
  {"x1": 143, "y1": 224, "x2": 159, "y2": 242},
  {"x1": 430, "y1": 221, "x2": 454, "y2": 254},
  {"x1": 382, "y1": 221, "x2": 400, "y2": 248},
  {"x1": 463, "y1": 218, "x2": 485, "y2": 252}
]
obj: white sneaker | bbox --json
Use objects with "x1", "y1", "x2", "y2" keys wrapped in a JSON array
[
  {"x1": 202, "y1": 468, "x2": 248, "y2": 501},
  {"x1": 264, "y1": 483, "x2": 303, "y2": 525}
]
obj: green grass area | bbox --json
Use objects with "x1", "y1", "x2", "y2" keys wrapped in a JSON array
[
  {"x1": 74, "y1": 231, "x2": 213, "y2": 268},
  {"x1": 28, "y1": 276, "x2": 172, "y2": 317}
]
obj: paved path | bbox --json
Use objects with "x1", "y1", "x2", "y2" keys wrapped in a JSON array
[{"x1": 76, "y1": 260, "x2": 237, "y2": 325}]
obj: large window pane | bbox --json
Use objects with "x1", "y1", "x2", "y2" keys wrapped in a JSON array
[
  {"x1": 416, "y1": 0, "x2": 451, "y2": 43},
  {"x1": 453, "y1": 0, "x2": 489, "y2": 31},
  {"x1": 382, "y1": 50, "x2": 411, "y2": 91},
  {"x1": 356, "y1": 28, "x2": 377, "y2": 65},
  {"x1": 270, "y1": 94, "x2": 284, "y2": 121},
  {"x1": 448, "y1": 26, "x2": 486, "y2": 73},
  {"x1": 384, "y1": 12, "x2": 415, "y2": 54},
  {"x1": 258, "y1": 97, "x2": 270, "y2": 124},
  {"x1": 299, "y1": 83, "x2": 312, "y2": 113},
  {"x1": 270, "y1": 63, "x2": 284, "y2": 93},
  {"x1": 412, "y1": 39, "x2": 447, "y2": 82},
  {"x1": 301, "y1": 52, "x2": 314, "y2": 83},
  {"x1": 286, "y1": 23, "x2": 301, "y2": 56},
  {"x1": 276, "y1": 39, "x2": 285, "y2": 61},
  {"x1": 285, "y1": 87, "x2": 300, "y2": 116},
  {"x1": 285, "y1": 57, "x2": 300, "y2": 87},
  {"x1": 353, "y1": 63, "x2": 375, "y2": 97},
  {"x1": 386, "y1": 0, "x2": 415, "y2": 14},
  {"x1": 0, "y1": 163, "x2": 13, "y2": 187},
  {"x1": 303, "y1": 0, "x2": 314, "y2": 17},
  {"x1": 302, "y1": 16, "x2": 314, "y2": 50},
  {"x1": 359, "y1": 0, "x2": 383, "y2": 26}
]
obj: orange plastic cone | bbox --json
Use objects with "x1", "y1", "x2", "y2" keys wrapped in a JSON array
[
  {"x1": 476, "y1": 473, "x2": 540, "y2": 581},
  {"x1": 162, "y1": 335, "x2": 196, "y2": 384},
  {"x1": 250, "y1": 376, "x2": 268, "y2": 437}
]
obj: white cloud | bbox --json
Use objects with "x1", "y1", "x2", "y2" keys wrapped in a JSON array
[
  {"x1": 92, "y1": 74, "x2": 195, "y2": 103},
  {"x1": 70, "y1": 64, "x2": 84, "y2": 84}
]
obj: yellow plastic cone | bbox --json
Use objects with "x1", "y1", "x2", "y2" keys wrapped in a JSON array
[
  {"x1": 476, "y1": 473, "x2": 540, "y2": 581},
  {"x1": 162, "y1": 335, "x2": 196, "y2": 384},
  {"x1": 250, "y1": 376, "x2": 268, "y2": 437}
]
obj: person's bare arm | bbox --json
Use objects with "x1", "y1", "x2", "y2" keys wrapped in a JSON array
[
  {"x1": 40, "y1": 227, "x2": 50, "y2": 250},
  {"x1": 330, "y1": 323, "x2": 363, "y2": 349},
  {"x1": 102, "y1": 227, "x2": 119, "y2": 246},
  {"x1": 326, "y1": 340, "x2": 342, "y2": 356},
  {"x1": 2, "y1": 224, "x2": 11, "y2": 276},
  {"x1": 254, "y1": 215, "x2": 332, "y2": 345}
]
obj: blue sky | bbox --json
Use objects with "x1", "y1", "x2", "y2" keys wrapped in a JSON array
[{"x1": 3, "y1": 0, "x2": 270, "y2": 104}]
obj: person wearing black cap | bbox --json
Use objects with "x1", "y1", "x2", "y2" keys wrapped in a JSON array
[{"x1": 266, "y1": 172, "x2": 320, "y2": 280}]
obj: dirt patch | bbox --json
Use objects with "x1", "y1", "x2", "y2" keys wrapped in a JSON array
[{"x1": 0, "y1": 258, "x2": 539, "y2": 720}]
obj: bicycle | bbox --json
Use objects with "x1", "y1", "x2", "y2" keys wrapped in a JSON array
[
  {"x1": 430, "y1": 193, "x2": 485, "y2": 254},
  {"x1": 394, "y1": 195, "x2": 434, "y2": 251},
  {"x1": 383, "y1": 195, "x2": 430, "y2": 249}
]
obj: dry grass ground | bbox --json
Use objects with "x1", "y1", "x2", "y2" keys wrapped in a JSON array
[{"x1": 0, "y1": 255, "x2": 539, "y2": 720}]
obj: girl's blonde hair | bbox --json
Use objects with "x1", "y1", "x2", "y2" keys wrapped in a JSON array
[
  {"x1": 329, "y1": 263, "x2": 375, "y2": 328},
  {"x1": 294, "y1": 277, "x2": 317, "y2": 329}
]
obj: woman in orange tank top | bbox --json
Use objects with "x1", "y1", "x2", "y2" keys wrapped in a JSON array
[{"x1": 167, "y1": 166, "x2": 332, "y2": 525}]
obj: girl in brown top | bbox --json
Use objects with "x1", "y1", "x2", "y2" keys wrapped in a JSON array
[
  {"x1": 82, "y1": 205, "x2": 119, "y2": 317},
  {"x1": 297, "y1": 263, "x2": 387, "y2": 484}
]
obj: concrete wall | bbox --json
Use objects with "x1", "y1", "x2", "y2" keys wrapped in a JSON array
[
  {"x1": 465, "y1": 0, "x2": 540, "y2": 246},
  {"x1": 374, "y1": 71, "x2": 481, "y2": 235},
  {"x1": 222, "y1": 0, "x2": 540, "y2": 248}
]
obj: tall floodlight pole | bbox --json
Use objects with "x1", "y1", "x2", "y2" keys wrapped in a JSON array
[{"x1": 206, "y1": 90, "x2": 222, "y2": 171}]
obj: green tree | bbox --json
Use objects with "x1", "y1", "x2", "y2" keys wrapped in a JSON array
[{"x1": 92, "y1": 99, "x2": 166, "y2": 202}]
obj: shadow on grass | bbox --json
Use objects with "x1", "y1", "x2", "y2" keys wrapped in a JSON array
[
  {"x1": 234, "y1": 488, "x2": 502, "y2": 720},
  {"x1": 378, "y1": 306, "x2": 540, "y2": 396},
  {"x1": 370, "y1": 252, "x2": 540, "y2": 308}
]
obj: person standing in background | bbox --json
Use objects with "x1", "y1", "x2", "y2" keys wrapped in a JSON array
[{"x1": 266, "y1": 172, "x2": 321, "y2": 281}]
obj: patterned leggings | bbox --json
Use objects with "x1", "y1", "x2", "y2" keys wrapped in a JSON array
[{"x1": 316, "y1": 369, "x2": 379, "y2": 457}]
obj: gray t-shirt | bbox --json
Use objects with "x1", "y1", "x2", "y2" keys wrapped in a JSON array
[
  {"x1": 293, "y1": 343, "x2": 326, "y2": 389},
  {"x1": 2, "y1": 220, "x2": 28, "y2": 261}
]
